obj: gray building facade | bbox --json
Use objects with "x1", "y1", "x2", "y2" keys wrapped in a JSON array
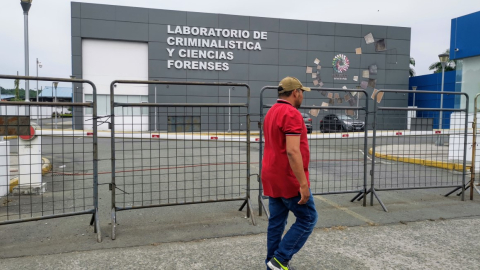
[{"x1": 71, "y1": 2, "x2": 411, "y2": 131}]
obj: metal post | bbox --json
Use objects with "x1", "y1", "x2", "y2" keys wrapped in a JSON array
[
  {"x1": 471, "y1": 95, "x2": 478, "y2": 200},
  {"x1": 245, "y1": 85, "x2": 254, "y2": 224},
  {"x1": 23, "y1": 14, "x2": 30, "y2": 103},
  {"x1": 110, "y1": 82, "x2": 117, "y2": 240},
  {"x1": 258, "y1": 88, "x2": 265, "y2": 217},
  {"x1": 55, "y1": 84, "x2": 57, "y2": 129},
  {"x1": 412, "y1": 86, "x2": 417, "y2": 108},
  {"x1": 154, "y1": 86, "x2": 157, "y2": 131},
  {"x1": 371, "y1": 90, "x2": 388, "y2": 212},
  {"x1": 363, "y1": 92, "x2": 369, "y2": 207},
  {"x1": 228, "y1": 87, "x2": 231, "y2": 132},
  {"x1": 440, "y1": 63, "x2": 445, "y2": 129},
  {"x1": 36, "y1": 58, "x2": 38, "y2": 102},
  {"x1": 462, "y1": 95, "x2": 469, "y2": 201},
  {"x1": 355, "y1": 86, "x2": 360, "y2": 119},
  {"x1": 356, "y1": 93, "x2": 360, "y2": 119},
  {"x1": 52, "y1": 82, "x2": 54, "y2": 122},
  {"x1": 435, "y1": 64, "x2": 446, "y2": 146},
  {"x1": 52, "y1": 82, "x2": 58, "y2": 129},
  {"x1": 70, "y1": 76, "x2": 76, "y2": 130}
]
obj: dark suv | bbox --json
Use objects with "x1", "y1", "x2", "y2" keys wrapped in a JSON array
[
  {"x1": 320, "y1": 114, "x2": 365, "y2": 132},
  {"x1": 301, "y1": 113, "x2": 313, "y2": 133}
]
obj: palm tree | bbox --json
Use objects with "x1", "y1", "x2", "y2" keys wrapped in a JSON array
[
  {"x1": 409, "y1": 57, "x2": 415, "y2": 77},
  {"x1": 429, "y1": 49, "x2": 456, "y2": 73},
  {"x1": 14, "y1": 78, "x2": 20, "y2": 100}
]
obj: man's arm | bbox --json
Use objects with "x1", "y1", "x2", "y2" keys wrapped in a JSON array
[{"x1": 286, "y1": 135, "x2": 310, "y2": 204}]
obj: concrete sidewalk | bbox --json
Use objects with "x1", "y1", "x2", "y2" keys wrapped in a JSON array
[{"x1": 1, "y1": 217, "x2": 479, "y2": 269}]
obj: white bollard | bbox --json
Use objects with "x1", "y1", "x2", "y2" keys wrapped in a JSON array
[
  {"x1": 0, "y1": 141, "x2": 10, "y2": 197},
  {"x1": 14, "y1": 125, "x2": 45, "y2": 194}
]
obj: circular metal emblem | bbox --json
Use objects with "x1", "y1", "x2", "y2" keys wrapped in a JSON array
[{"x1": 332, "y1": 54, "x2": 350, "y2": 73}]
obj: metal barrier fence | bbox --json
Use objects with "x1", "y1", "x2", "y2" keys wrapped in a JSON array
[
  {"x1": 1, "y1": 76, "x2": 475, "y2": 243},
  {"x1": 370, "y1": 90, "x2": 469, "y2": 211},
  {"x1": 258, "y1": 87, "x2": 369, "y2": 217},
  {"x1": 0, "y1": 75, "x2": 100, "y2": 242},
  {"x1": 109, "y1": 80, "x2": 254, "y2": 240}
]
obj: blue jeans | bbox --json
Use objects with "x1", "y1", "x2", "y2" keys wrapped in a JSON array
[{"x1": 265, "y1": 190, "x2": 318, "y2": 268}]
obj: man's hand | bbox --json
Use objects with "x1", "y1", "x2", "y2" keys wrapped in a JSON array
[{"x1": 298, "y1": 185, "x2": 310, "y2": 205}]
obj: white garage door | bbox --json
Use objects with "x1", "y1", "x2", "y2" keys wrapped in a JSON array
[{"x1": 82, "y1": 39, "x2": 148, "y2": 131}]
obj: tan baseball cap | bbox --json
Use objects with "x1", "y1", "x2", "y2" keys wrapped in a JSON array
[{"x1": 278, "y1": 77, "x2": 311, "y2": 93}]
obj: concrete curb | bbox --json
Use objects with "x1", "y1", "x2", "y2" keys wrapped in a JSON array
[
  {"x1": 368, "y1": 148, "x2": 470, "y2": 172},
  {"x1": 8, "y1": 157, "x2": 52, "y2": 193}
]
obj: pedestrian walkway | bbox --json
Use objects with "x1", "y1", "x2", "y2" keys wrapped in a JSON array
[{"x1": 1, "y1": 217, "x2": 479, "y2": 269}]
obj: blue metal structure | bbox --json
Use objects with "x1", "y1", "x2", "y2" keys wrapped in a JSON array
[
  {"x1": 408, "y1": 71, "x2": 458, "y2": 129},
  {"x1": 450, "y1": 11, "x2": 480, "y2": 60}
]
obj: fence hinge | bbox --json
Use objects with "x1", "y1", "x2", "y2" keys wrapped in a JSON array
[
  {"x1": 109, "y1": 183, "x2": 113, "y2": 191},
  {"x1": 108, "y1": 123, "x2": 112, "y2": 130},
  {"x1": 370, "y1": 170, "x2": 373, "y2": 176},
  {"x1": 258, "y1": 121, "x2": 262, "y2": 129}
]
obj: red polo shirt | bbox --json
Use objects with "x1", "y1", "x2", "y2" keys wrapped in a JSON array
[{"x1": 261, "y1": 99, "x2": 310, "y2": 199}]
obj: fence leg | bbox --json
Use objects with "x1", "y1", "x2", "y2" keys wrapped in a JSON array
[
  {"x1": 239, "y1": 198, "x2": 256, "y2": 226},
  {"x1": 95, "y1": 209, "x2": 102, "y2": 243},
  {"x1": 257, "y1": 176, "x2": 263, "y2": 217},
  {"x1": 457, "y1": 184, "x2": 470, "y2": 196},
  {"x1": 371, "y1": 189, "x2": 388, "y2": 212},
  {"x1": 238, "y1": 200, "x2": 247, "y2": 211},
  {"x1": 90, "y1": 210, "x2": 102, "y2": 242},
  {"x1": 445, "y1": 186, "x2": 463, "y2": 197},
  {"x1": 258, "y1": 194, "x2": 263, "y2": 216},
  {"x1": 90, "y1": 213, "x2": 95, "y2": 227},
  {"x1": 111, "y1": 208, "x2": 116, "y2": 240},
  {"x1": 359, "y1": 189, "x2": 372, "y2": 202},
  {"x1": 247, "y1": 198, "x2": 256, "y2": 226},
  {"x1": 363, "y1": 188, "x2": 367, "y2": 207},
  {"x1": 350, "y1": 191, "x2": 364, "y2": 202},
  {"x1": 351, "y1": 189, "x2": 370, "y2": 202}
]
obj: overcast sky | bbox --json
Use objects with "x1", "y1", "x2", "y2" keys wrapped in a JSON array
[{"x1": 1, "y1": 0, "x2": 479, "y2": 90}]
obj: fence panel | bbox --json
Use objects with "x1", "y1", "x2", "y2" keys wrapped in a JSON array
[
  {"x1": 370, "y1": 89, "x2": 469, "y2": 211},
  {"x1": 109, "y1": 80, "x2": 254, "y2": 240},
  {"x1": 258, "y1": 87, "x2": 369, "y2": 217},
  {"x1": 0, "y1": 75, "x2": 100, "y2": 242}
]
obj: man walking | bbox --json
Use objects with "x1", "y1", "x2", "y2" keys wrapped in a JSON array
[{"x1": 262, "y1": 77, "x2": 318, "y2": 270}]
